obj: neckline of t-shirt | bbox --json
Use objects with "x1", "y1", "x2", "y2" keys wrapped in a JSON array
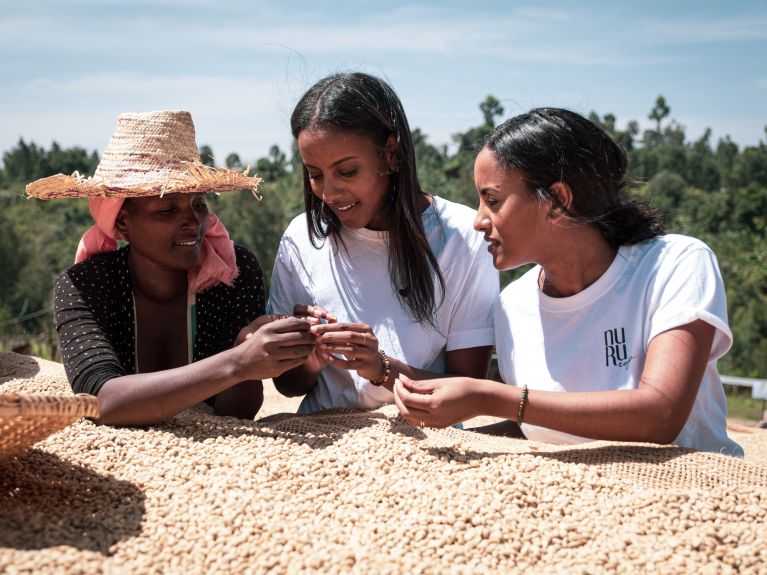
[
  {"x1": 537, "y1": 244, "x2": 631, "y2": 312},
  {"x1": 343, "y1": 196, "x2": 441, "y2": 242}
]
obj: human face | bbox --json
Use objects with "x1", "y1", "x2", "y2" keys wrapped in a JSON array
[
  {"x1": 473, "y1": 148, "x2": 548, "y2": 271},
  {"x1": 118, "y1": 193, "x2": 210, "y2": 272},
  {"x1": 297, "y1": 127, "x2": 395, "y2": 231}
]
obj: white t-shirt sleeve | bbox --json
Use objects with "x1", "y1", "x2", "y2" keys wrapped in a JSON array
[
  {"x1": 266, "y1": 237, "x2": 298, "y2": 316},
  {"x1": 648, "y1": 243, "x2": 732, "y2": 360},
  {"x1": 445, "y1": 245, "x2": 499, "y2": 351}
]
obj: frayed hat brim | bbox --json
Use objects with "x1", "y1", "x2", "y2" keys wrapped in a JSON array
[{"x1": 26, "y1": 162, "x2": 262, "y2": 200}]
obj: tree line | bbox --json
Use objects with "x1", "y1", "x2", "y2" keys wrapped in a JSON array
[{"x1": 0, "y1": 96, "x2": 765, "y2": 376}]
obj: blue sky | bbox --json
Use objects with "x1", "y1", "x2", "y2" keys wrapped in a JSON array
[{"x1": 2, "y1": 0, "x2": 765, "y2": 166}]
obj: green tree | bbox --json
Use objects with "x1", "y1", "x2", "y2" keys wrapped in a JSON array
[
  {"x1": 648, "y1": 95, "x2": 671, "y2": 135},
  {"x1": 199, "y1": 145, "x2": 215, "y2": 167},
  {"x1": 411, "y1": 128, "x2": 462, "y2": 201},
  {"x1": 46, "y1": 142, "x2": 99, "y2": 177},
  {"x1": 2, "y1": 139, "x2": 46, "y2": 182},
  {"x1": 479, "y1": 96, "x2": 504, "y2": 127},
  {"x1": 644, "y1": 170, "x2": 688, "y2": 212},
  {"x1": 225, "y1": 153, "x2": 242, "y2": 169},
  {"x1": 589, "y1": 111, "x2": 638, "y2": 153},
  {"x1": 442, "y1": 95, "x2": 503, "y2": 204},
  {"x1": 731, "y1": 130, "x2": 767, "y2": 188},
  {"x1": 0, "y1": 208, "x2": 24, "y2": 309},
  {"x1": 255, "y1": 145, "x2": 288, "y2": 182},
  {"x1": 1, "y1": 139, "x2": 98, "y2": 183},
  {"x1": 685, "y1": 129, "x2": 720, "y2": 191},
  {"x1": 715, "y1": 136, "x2": 739, "y2": 190}
]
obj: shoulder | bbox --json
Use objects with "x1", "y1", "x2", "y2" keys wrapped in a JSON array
[
  {"x1": 279, "y1": 213, "x2": 315, "y2": 251},
  {"x1": 624, "y1": 234, "x2": 717, "y2": 271},
  {"x1": 631, "y1": 233, "x2": 711, "y2": 255},
  {"x1": 428, "y1": 196, "x2": 477, "y2": 225},
  {"x1": 660, "y1": 233, "x2": 713, "y2": 255},
  {"x1": 425, "y1": 196, "x2": 482, "y2": 246},
  {"x1": 233, "y1": 244, "x2": 261, "y2": 271},
  {"x1": 55, "y1": 248, "x2": 128, "y2": 292},
  {"x1": 230, "y1": 244, "x2": 263, "y2": 290},
  {"x1": 283, "y1": 212, "x2": 310, "y2": 241},
  {"x1": 278, "y1": 212, "x2": 330, "y2": 262},
  {"x1": 498, "y1": 266, "x2": 539, "y2": 309}
]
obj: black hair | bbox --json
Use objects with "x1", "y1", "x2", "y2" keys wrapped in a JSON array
[
  {"x1": 483, "y1": 107, "x2": 664, "y2": 246},
  {"x1": 290, "y1": 72, "x2": 444, "y2": 325}
]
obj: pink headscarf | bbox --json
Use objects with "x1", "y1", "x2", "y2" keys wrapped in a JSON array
[{"x1": 75, "y1": 196, "x2": 239, "y2": 294}]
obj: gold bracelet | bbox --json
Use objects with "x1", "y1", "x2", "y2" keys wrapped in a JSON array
[{"x1": 369, "y1": 349, "x2": 391, "y2": 386}]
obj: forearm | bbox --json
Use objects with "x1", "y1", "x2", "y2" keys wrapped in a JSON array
[
  {"x1": 376, "y1": 359, "x2": 443, "y2": 391},
  {"x1": 214, "y1": 379, "x2": 264, "y2": 420},
  {"x1": 481, "y1": 382, "x2": 683, "y2": 444},
  {"x1": 273, "y1": 364, "x2": 319, "y2": 397},
  {"x1": 272, "y1": 355, "x2": 441, "y2": 397},
  {"x1": 95, "y1": 347, "x2": 247, "y2": 426},
  {"x1": 379, "y1": 346, "x2": 493, "y2": 391}
]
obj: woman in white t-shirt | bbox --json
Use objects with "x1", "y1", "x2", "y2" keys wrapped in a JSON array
[
  {"x1": 394, "y1": 107, "x2": 742, "y2": 456},
  {"x1": 268, "y1": 72, "x2": 499, "y2": 414}
]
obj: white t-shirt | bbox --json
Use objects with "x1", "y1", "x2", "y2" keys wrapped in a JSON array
[
  {"x1": 495, "y1": 234, "x2": 743, "y2": 456},
  {"x1": 269, "y1": 196, "x2": 499, "y2": 413}
]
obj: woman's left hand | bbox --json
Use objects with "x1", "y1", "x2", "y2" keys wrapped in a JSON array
[
  {"x1": 310, "y1": 322, "x2": 385, "y2": 381},
  {"x1": 393, "y1": 374, "x2": 482, "y2": 428}
]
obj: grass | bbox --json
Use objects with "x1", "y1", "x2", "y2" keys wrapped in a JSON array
[{"x1": 725, "y1": 386, "x2": 765, "y2": 422}]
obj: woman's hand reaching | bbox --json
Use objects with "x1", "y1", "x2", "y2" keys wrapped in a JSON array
[
  {"x1": 233, "y1": 315, "x2": 317, "y2": 381},
  {"x1": 292, "y1": 304, "x2": 338, "y2": 374},
  {"x1": 310, "y1": 322, "x2": 386, "y2": 383},
  {"x1": 393, "y1": 375, "x2": 486, "y2": 428}
]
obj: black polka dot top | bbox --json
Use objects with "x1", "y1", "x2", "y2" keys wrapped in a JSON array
[{"x1": 53, "y1": 244, "x2": 265, "y2": 396}]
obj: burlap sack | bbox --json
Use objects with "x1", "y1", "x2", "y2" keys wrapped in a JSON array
[{"x1": 1, "y1": 352, "x2": 765, "y2": 574}]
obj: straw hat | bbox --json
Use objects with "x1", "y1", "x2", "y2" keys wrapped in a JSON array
[{"x1": 26, "y1": 110, "x2": 261, "y2": 200}]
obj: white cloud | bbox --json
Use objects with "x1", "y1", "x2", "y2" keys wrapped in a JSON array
[
  {"x1": 641, "y1": 14, "x2": 767, "y2": 44},
  {"x1": 3, "y1": 72, "x2": 295, "y2": 163},
  {"x1": 2, "y1": 1, "x2": 766, "y2": 158},
  {"x1": 0, "y1": 4, "x2": 648, "y2": 67}
]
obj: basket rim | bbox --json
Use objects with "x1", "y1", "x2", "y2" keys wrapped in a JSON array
[{"x1": 0, "y1": 392, "x2": 100, "y2": 418}]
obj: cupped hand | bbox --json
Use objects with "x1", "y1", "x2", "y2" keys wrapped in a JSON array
[
  {"x1": 393, "y1": 374, "x2": 482, "y2": 428},
  {"x1": 310, "y1": 322, "x2": 385, "y2": 382},
  {"x1": 291, "y1": 304, "x2": 339, "y2": 373},
  {"x1": 293, "y1": 304, "x2": 337, "y2": 324},
  {"x1": 235, "y1": 316, "x2": 316, "y2": 380},
  {"x1": 235, "y1": 314, "x2": 289, "y2": 346}
]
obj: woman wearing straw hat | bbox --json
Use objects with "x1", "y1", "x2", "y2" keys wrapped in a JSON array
[
  {"x1": 394, "y1": 108, "x2": 743, "y2": 456},
  {"x1": 27, "y1": 110, "x2": 316, "y2": 426},
  {"x1": 266, "y1": 72, "x2": 499, "y2": 414}
]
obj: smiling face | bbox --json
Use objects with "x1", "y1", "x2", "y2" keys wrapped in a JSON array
[
  {"x1": 473, "y1": 148, "x2": 550, "y2": 271},
  {"x1": 297, "y1": 127, "x2": 395, "y2": 231},
  {"x1": 117, "y1": 192, "x2": 210, "y2": 272}
]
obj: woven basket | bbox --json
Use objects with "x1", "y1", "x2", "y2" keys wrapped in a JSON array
[{"x1": 0, "y1": 392, "x2": 100, "y2": 461}]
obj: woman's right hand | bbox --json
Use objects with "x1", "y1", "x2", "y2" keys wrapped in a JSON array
[
  {"x1": 234, "y1": 316, "x2": 316, "y2": 380},
  {"x1": 292, "y1": 304, "x2": 337, "y2": 374},
  {"x1": 235, "y1": 314, "x2": 289, "y2": 346}
]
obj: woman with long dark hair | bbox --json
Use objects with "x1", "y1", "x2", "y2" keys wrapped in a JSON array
[
  {"x1": 268, "y1": 72, "x2": 499, "y2": 413},
  {"x1": 395, "y1": 108, "x2": 742, "y2": 456}
]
